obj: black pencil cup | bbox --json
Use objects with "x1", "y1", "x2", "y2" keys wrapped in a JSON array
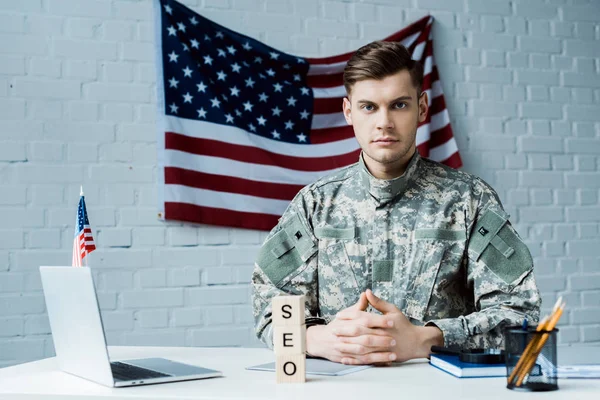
[{"x1": 504, "y1": 326, "x2": 559, "y2": 392}]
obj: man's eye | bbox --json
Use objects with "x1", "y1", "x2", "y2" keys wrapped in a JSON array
[
  {"x1": 394, "y1": 102, "x2": 407, "y2": 109},
  {"x1": 361, "y1": 104, "x2": 374, "y2": 111}
]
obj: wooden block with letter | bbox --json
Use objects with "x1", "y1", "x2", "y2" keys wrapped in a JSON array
[
  {"x1": 276, "y1": 354, "x2": 306, "y2": 383},
  {"x1": 273, "y1": 324, "x2": 306, "y2": 355},
  {"x1": 271, "y1": 295, "x2": 305, "y2": 326},
  {"x1": 272, "y1": 295, "x2": 306, "y2": 383}
]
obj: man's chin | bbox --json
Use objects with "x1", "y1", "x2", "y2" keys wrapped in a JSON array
[{"x1": 366, "y1": 148, "x2": 411, "y2": 165}]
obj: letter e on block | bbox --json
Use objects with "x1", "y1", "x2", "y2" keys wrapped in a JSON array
[
  {"x1": 272, "y1": 295, "x2": 305, "y2": 326},
  {"x1": 274, "y1": 325, "x2": 306, "y2": 355},
  {"x1": 276, "y1": 354, "x2": 306, "y2": 383}
]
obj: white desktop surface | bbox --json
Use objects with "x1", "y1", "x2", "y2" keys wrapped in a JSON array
[{"x1": 0, "y1": 346, "x2": 599, "y2": 400}]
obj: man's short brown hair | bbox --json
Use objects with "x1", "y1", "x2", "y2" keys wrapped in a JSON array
[{"x1": 343, "y1": 41, "x2": 424, "y2": 96}]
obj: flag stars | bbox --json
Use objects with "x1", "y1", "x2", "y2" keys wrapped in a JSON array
[
  {"x1": 283, "y1": 64, "x2": 290, "y2": 70},
  {"x1": 203, "y1": 55, "x2": 213, "y2": 65},
  {"x1": 245, "y1": 77, "x2": 255, "y2": 88},
  {"x1": 269, "y1": 52, "x2": 280, "y2": 60},
  {"x1": 167, "y1": 26, "x2": 176, "y2": 36},
  {"x1": 254, "y1": 56, "x2": 262, "y2": 64},
  {"x1": 227, "y1": 45, "x2": 236, "y2": 55},
  {"x1": 197, "y1": 108, "x2": 207, "y2": 118},
  {"x1": 211, "y1": 97, "x2": 221, "y2": 108},
  {"x1": 225, "y1": 113, "x2": 234, "y2": 123},
  {"x1": 235, "y1": 109, "x2": 242, "y2": 117},
  {"x1": 285, "y1": 120, "x2": 294, "y2": 130},
  {"x1": 183, "y1": 92, "x2": 193, "y2": 103},
  {"x1": 297, "y1": 133, "x2": 307, "y2": 142},
  {"x1": 190, "y1": 39, "x2": 199, "y2": 49},
  {"x1": 273, "y1": 83, "x2": 283, "y2": 92},
  {"x1": 215, "y1": 31, "x2": 224, "y2": 39},
  {"x1": 271, "y1": 130, "x2": 281, "y2": 139},
  {"x1": 272, "y1": 106, "x2": 282, "y2": 116},
  {"x1": 297, "y1": 58, "x2": 305, "y2": 63},
  {"x1": 182, "y1": 66, "x2": 192, "y2": 77},
  {"x1": 230, "y1": 86, "x2": 240, "y2": 96},
  {"x1": 177, "y1": 22, "x2": 186, "y2": 32},
  {"x1": 217, "y1": 48, "x2": 226, "y2": 57},
  {"x1": 182, "y1": 43, "x2": 189, "y2": 52},
  {"x1": 168, "y1": 77, "x2": 179, "y2": 88},
  {"x1": 216, "y1": 70, "x2": 227, "y2": 81},
  {"x1": 300, "y1": 110, "x2": 309, "y2": 119},
  {"x1": 164, "y1": 4, "x2": 173, "y2": 14},
  {"x1": 190, "y1": 16, "x2": 198, "y2": 25},
  {"x1": 287, "y1": 96, "x2": 297, "y2": 107},
  {"x1": 266, "y1": 68, "x2": 275, "y2": 77},
  {"x1": 196, "y1": 82, "x2": 207, "y2": 92},
  {"x1": 204, "y1": 34, "x2": 211, "y2": 41},
  {"x1": 243, "y1": 101, "x2": 253, "y2": 111},
  {"x1": 300, "y1": 87, "x2": 310, "y2": 95},
  {"x1": 170, "y1": 103, "x2": 179, "y2": 113},
  {"x1": 258, "y1": 93, "x2": 268, "y2": 102},
  {"x1": 242, "y1": 42, "x2": 252, "y2": 50},
  {"x1": 231, "y1": 63, "x2": 241, "y2": 73},
  {"x1": 257, "y1": 116, "x2": 266, "y2": 126},
  {"x1": 168, "y1": 51, "x2": 179, "y2": 62},
  {"x1": 248, "y1": 123, "x2": 256, "y2": 132}
]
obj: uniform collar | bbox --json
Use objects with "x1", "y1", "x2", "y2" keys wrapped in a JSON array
[{"x1": 359, "y1": 150, "x2": 421, "y2": 203}]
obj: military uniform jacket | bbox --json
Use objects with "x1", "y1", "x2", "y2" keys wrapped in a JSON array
[{"x1": 252, "y1": 151, "x2": 541, "y2": 349}]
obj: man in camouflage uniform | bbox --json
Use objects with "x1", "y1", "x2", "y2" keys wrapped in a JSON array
[{"x1": 252, "y1": 41, "x2": 540, "y2": 365}]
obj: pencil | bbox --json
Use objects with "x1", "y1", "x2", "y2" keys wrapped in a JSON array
[
  {"x1": 515, "y1": 300, "x2": 565, "y2": 386},
  {"x1": 508, "y1": 297, "x2": 562, "y2": 385},
  {"x1": 507, "y1": 315, "x2": 549, "y2": 385}
]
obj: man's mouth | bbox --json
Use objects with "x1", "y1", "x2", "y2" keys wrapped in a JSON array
[{"x1": 372, "y1": 137, "x2": 398, "y2": 143}]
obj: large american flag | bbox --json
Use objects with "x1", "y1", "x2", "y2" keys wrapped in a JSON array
[
  {"x1": 155, "y1": 0, "x2": 462, "y2": 231},
  {"x1": 72, "y1": 191, "x2": 96, "y2": 267}
]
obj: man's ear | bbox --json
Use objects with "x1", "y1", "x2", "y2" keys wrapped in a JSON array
[
  {"x1": 343, "y1": 97, "x2": 353, "y2": 125},
  {"x1": 418, "y1": 91, "x2": 428, "y2": 123}
]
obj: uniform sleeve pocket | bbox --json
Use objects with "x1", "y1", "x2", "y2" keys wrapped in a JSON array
[
  {"x1": 470, "y1": 208, "x2": 532, "y2": 285},
  {"x1": 256, "y1": 214, "x2": 317, "y2": 288}
]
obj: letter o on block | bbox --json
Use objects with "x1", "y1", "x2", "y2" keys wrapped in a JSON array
[
  {"x1": 276, "y1": 354, "x2": 306, "y2": 383},
  {"x1": 283, "y1": 361, "x2": 297, "y2": 376}
]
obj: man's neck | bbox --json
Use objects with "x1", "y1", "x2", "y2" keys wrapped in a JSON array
[{"x1": 363, "y1": 151, "x2": 415, "y2": 180}]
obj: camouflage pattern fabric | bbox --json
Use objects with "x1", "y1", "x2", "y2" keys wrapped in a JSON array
[{"x1": 252, "y1": 151, "x2": 541, "y2": 350}]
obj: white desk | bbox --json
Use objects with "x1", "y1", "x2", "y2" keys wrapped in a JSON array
[{"x1": 0, "y1": 346, "x2": 599, "y2": 400}]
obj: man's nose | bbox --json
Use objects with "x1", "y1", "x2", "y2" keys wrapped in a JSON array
[{"x1": 376, "y1": 110, "x2": 394, "y2": 130}]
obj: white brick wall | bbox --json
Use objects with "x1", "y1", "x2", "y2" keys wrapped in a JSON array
[{"x1": 0, "y1": 0, "x2": 599, "y2": 368}]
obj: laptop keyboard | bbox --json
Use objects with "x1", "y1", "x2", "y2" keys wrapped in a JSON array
[{"x1": 110, "y1": 361, "x2": 171, "y2": 381}]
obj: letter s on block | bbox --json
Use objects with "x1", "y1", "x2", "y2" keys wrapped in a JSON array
[{"x1": 282, "y1": 304, "x2": 292, "y2": 319}]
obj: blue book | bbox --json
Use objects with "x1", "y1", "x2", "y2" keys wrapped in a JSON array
[{"x1": 430, "y1": 354, "x2": 506, "y2": 378}]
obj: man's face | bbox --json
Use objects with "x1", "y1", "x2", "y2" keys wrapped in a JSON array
[{"x1": 343, "y1": 70, "x2": 428, "y2": 175}]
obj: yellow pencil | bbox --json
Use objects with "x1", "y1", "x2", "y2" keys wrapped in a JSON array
[
  {"x1": 507, "y1": 315, "x2": 549, "y2": 385},
  {"x1": 508, "y1": 297, "x2": 562, "y2": 385},
  {"x1": 515, "y1": 300, "x2": 565, "y2": 386}
]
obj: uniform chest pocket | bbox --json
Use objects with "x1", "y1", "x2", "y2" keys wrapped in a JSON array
[
  {"x1": 405, "y1": 229, "x2": 465, "y2": 322},
  {"x1": 314, "y1": 226, "x2": 360, "y2": 317}
]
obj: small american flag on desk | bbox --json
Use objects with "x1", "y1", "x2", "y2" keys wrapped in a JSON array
[
  {"x1": 155, "y1": 0, "x2": 462, "y2": 231},
  {"x1": 72, "y1": 187, "x2": 96, "y2": 267}
]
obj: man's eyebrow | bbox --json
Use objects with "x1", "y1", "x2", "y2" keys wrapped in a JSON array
[{"x1": 356, "y1": 96, "x2": 413, "y2": 104}]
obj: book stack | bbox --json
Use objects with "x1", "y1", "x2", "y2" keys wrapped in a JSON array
[{"x1": 272, "y1": 295, "x2": 306, "y2": 383}]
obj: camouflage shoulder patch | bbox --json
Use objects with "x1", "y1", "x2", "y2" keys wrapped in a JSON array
[
  {"x1": 255, "y1": 213, "x2": 316, "y2": 287},
  {"x1": 470, "y1": 207, "x2": 532, "y2": 284}
]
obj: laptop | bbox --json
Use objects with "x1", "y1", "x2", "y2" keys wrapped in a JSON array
[{"x1": 40, "y1": 266, "x2": 223, "y2": 387}]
